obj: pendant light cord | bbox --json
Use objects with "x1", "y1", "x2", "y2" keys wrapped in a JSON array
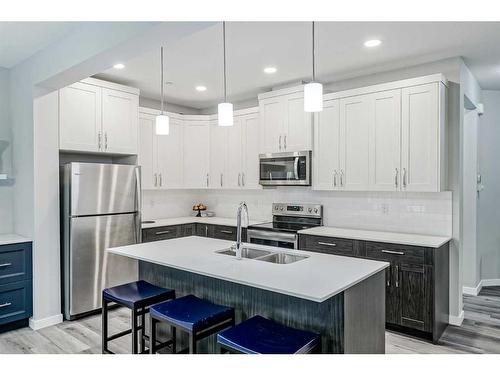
[
  {"x1": 160, "y1": 46, "x2": 164, "y2": 114},
  {"x1": 223, "y1": 21, "x2": 227, "y2": 103},
  {"x1": 312, "y1": 21, "x2": 316, "y2": 83}
]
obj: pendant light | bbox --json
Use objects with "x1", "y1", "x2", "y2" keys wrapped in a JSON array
[
  {"x1": 156, "y1": 46, "x2": 169, "y2": 135},
  {"x1": 304, "y1": 21, "x2": 323, "y2": 112},
  {"x1": 218, "y1": 22, "x2": 233, "y2": 127}
]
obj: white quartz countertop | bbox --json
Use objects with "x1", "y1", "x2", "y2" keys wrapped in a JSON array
[
  {"x1": 298, "y1": 226, "x2": 451, "y2": 248},
  {"x1": 108, "y1": 236, "x2": 389, "y2": 303},
  {"x1": 0, "y1": 234, "x2": 32, "y2": 246},
  {"x1": 142, "y1": 216, "x2": 267, "y2": 229}
]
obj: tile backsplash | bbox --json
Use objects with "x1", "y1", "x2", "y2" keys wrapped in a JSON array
[{"x1": 142, "y1": 188, "x2": 452, "y2": 237}]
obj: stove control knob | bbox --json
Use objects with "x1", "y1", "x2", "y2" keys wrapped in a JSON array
[
  {"x1": 274, "y1": 205, "x2": 279, "y2": 210},
  {"x1": 280, "y1": 207, "x2": 284, "y2": 211},
  {"x1": 308, "y1": 208, "x2": 312, "y2": 213},
  {"x1": 314, "y1": 208, "x2": 318, "y2": 213}
]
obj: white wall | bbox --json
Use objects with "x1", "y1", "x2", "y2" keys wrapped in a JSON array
[
  {"x1": 477, "y1": 90, "x2": 500, "y2": 281},
  {"x1": 139, "y1": 96, "x2": 201, "y2": 115},
  {"x1": 0, "y1": 68, "x2": 13, "y2": 234}
]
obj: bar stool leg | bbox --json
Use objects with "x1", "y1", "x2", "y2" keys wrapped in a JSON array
[
  {"x1": 132, "y1": 308, "x2": 138, "y2": 354},
  {"x1": 189, "y1": 332, "x2": 196, "y2": 354},
  {"x1": 171, "y1": 326, "x2": 176, "y2": 354},
  {"x1": 150, "y1": 315, "x2": 157, "y2": 354},
  {"x1": 140, "y1": 307, "x2": 146, "y2": 354},
  {"x1": 102, "y1": 297, "x2": 108, "y2": 354}
]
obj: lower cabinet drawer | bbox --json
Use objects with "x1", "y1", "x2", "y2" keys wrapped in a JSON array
[
  {"x1": 211, "y1": 225, "x2": 237, "y2": 241},
  {"x1": 300, "y1": 235, "x2": 355, "y2": 256},
  {"x1": 142, "y1": 226, "x2": 180, "y2": 242},
  {"x1": 0, "y1": 281, "x2": 32, "y2": 325},
  {"x1": 365, "y1": 242, "x2": 425, "y2": 265},
  {"x1": 0, "y1": 243, "x2": 32, "y2": 285}
]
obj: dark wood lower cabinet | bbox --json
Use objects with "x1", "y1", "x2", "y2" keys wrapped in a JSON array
[
  {"x1": 299, "y1": 234, "x2": 449, "y2": 343},
  {"x1": 143, "y1": 223, "x2": 245, "y2": 243}
]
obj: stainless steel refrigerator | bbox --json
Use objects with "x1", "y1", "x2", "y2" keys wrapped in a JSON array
[{"x1": 61, "y1": 162, "x2": 141, "y2": 320}]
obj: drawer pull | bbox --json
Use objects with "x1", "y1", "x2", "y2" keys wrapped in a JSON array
[
  {"x1": 0, "y1": 263, "x2": 12, "y2": 268},
  {"x1": 220, "y1": 230, "x2": 233, "y2": 234},
  {"x1": 0, "y1": 302, "x2": 12, "y2": 308},
  {"x1": 318, "y1": 242, "x2": 337, "y2": 247},
  {"x1": 381, "y1": 250, "x2": 405, "y2": 255},
  {"x1": 155, "y1": 230, "x2": 171, "y2": 235}
]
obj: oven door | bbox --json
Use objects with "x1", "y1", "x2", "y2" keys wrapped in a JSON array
[
  {"x1": 259, "y1": 151, "x2": 311, "y2": 186},
  {"x1": 247, "y1": 229, "x2": 297, "y2": 250}
]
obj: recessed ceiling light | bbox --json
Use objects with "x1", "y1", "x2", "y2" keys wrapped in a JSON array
[
  {"x1": 195, "y1": 85, "x2": 207, "y2": 92},
  {"x1": 113, "y1": 63, "x2": 125, "y2": 70},
  {"x1": 364, "y1": 39, "x2": 382, "y2": 48},
  {"x1": 263, "y1": 66, "x2": 277, "y2": 74}
]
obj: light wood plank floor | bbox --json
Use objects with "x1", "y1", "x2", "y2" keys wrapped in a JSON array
[{"x1": 2, "y1": 287, "x2": 500, "y2": 354}]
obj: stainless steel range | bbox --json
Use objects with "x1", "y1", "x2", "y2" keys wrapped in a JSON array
[{"x1": 247, "y1": 203, "x2": 323, "y2": 249}]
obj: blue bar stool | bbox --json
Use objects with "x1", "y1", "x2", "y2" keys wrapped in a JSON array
[
  {"x1": 102, "y1": 280, "x2": 175, "y2": 354},
  {"x1": 149, "y1": 294, "x2": 235, "y2": 354},
  {"x1": 217, "y1": 315, "x2": 320, "y2": 354}
]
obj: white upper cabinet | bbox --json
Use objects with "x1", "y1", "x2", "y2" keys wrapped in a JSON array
[
  {"x1": 138, "y1": 112, "x2": 156, "y2": 190},
  {"x1": 225, "y1": 117, "x2": 243, "y2": 189},
  {"x1": 241, "y1": 111, "x2": 261, "y2": 189},
  {"x1": 209, "y1": 119, "x2": 227, "y2": 188},
  {"x1": 339, "y1": 94, "x2": 371, "y2": 191},
  {"x1": 259, "y1": 87, "x2": 312, "y2": 154},
  {"x1": 369, "y1": 89, "x2": 402, "y2": 191},
  {"x1": 157, "y1": 117, "x2": 184, "y2": 189},
  {"x1": 59, "y1": 82, "x2": 102, "y2": 152},
  {"x1": 59, "y1": 78, "x2": 139, "y2": 155},
  {"x1": 183, "y1": 118, "x2": 210, "y2": 188},
  {"x1": 401, "y1": 83, "x2": 441, "y2": 192},
  {"x1": 101, "y1": 88, "x2": 139, "y2": 154},
  {"x1": 313, "y1": 99, "x2": 340, "y2": 190}
]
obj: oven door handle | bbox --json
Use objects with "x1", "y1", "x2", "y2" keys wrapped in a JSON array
[
  {"x1": 294, "y1": 157, "x2": 299, "y2": 180},
  {"x1": 247, "y1": 229, "x2": 297, "y2": 243}
]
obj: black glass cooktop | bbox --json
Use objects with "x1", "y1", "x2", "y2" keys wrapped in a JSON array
[{"x1": 248, "y1": 221, "x2": 318, "y2": 233}]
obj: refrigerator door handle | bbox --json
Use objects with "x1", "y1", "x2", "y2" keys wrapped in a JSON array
[{"x1": 135, "y1": 166, "x2": 142, "y2": 243}]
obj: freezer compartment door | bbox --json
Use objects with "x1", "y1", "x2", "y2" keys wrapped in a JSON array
[
  {"x1": 65, "y1": 213, "x2": 139, "y2": 319},
  {"x1": 68, "y1": 162, "x2": 140, "y2": 216}
]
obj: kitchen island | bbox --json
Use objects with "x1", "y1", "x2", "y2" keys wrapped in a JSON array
[{"x1": 108, "y1": 236, "x2": 389, "y2": 353}]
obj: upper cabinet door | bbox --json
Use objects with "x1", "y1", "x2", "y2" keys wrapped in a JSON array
[
  {"x1": 157, "y1": 117, "x2": 184, "y2": 189},
  {"x1": 226, "y1": 117, "x2": 243, "y2": 189},
  {"x1": 209, "y1": 120, "x2": 227, "y2": 189},
  {"x1": 369, "y1": 89, "x2": 402, "y2": 191},
  {"x1": 283, "y1": 92, "x2": 312, "y2": 152},
  {"x1": 59, "y1": 83, "x2": 102, "y2": 152},
  {"x1": 101, "y1": 88, "x2": 139, "y2": 154},
  {"x1": 183, "y1": 120, "x2": 210, "y2": 188},
  {"x1": 259, "y1": 98, "x2": 283, "y2": 153},
  {"x1": 313, "y1": 99, "x2": 340, "y2": 190},
  {"x1": 339, "y1": 94, "x2": 371, "y2": 191},
  {"x1": 401, "y1": 83, "x2": 439, "y2": 192},
  {"x1": 138, "y1": 113, "x2": 156, "y2": 190},
  {"x1": 241, "y1": 112, "x2": 261, "y2": 190}
]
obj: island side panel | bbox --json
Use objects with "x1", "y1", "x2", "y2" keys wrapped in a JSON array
[
  {"x1": 343, "y1": 270, "x2": 386, "y2": 353},
  {"x1": 140, "y1": 261, "x2": 345, "y2": 353}
]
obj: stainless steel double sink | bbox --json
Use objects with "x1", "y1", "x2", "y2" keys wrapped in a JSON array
[{"x1": 215, "y1": 246, "x2": 309, "y2": 264}]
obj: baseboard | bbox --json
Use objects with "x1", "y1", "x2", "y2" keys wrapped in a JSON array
[
  {"x1": 481, "y1": 278, "x2": 500, "y2": 287},
  {"x1": 463, "y1": 281, "x2": 483, "y2": 296},
  {"x1": 29, "y1": 314, "x2": 63, "y2": 330},
  {"x1": 449, "y1": 310, "x2": 464, "y2": 326}
]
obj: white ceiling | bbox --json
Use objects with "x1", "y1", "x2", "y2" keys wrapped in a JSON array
[
  {"x1": 95, "y1": 22, "x2": 500, "y2": 110},
  {"x1": 0, "y1": 22, "x2": 80, "y2": 68}
]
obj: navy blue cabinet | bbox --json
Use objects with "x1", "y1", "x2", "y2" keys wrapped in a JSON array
[{"x1": 0, "y1": 242, "x2": 32, "y2": 333}]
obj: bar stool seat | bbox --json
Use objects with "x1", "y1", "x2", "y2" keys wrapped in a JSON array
[
  {"x1": 217, "y1": 315, "x2": 320, "y2": 354},
  {"x1": 150, "y1": 294, "x2": 235, "y2": 354},
  {"x1": 102, "y1": 280, "x2": 175, "y2": 354}
]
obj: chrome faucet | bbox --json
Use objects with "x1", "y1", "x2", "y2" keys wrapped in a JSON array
[{"x1": 236, "y1": 202, "x2": 249, "y2": 259}]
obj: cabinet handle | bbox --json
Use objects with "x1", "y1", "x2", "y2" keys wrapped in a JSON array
[
  {"x1": 381, "y1": 250, "x2": 405, "y2": 255},
  {"x1": 238, "y1": 173, "x2": 241, "y2": 187},
  {"x1": 206, "y1": 173, "x2": 209, "y2": 187},
  {"x1": 155, "y1": 230, "x2": 171, "y2": 235},
  {"x1": 403, "y1": 168, "x2": 407, "y2": 188},
  {"x1": 395, "y1": 265, "x2": 399, "y2": 288},
  {"x1": 242, "y1": 173, "x2": 245, "y2": 187},
  {"x1": 104, "y1": 132, "x2": 108, "y2": 151},
  {"x1": 0, "y1": 302, "x2": 12, "y2": 308},
  {"x1": 205, "y1": 226, "x2": 208, "y2": 236},
  {"x1": 284, "y1": 135, "x2": 287, "y2": 150},
  {"x1": 0, "y1": 263, "x2": 12, "y2": 268},
  {"x1": 154, "y1": 173, "x2": 158, "y2": 187},
  {"x1": 220, "y1": 173, "x2": 223, "y2": 187},
  {"x1": 395, "y1": 168, "x2": 399, "y2": 188},
  {"x1": 340, "y1": 170, "x2": 344, "y2": 187},
  {"x1": 387, "y1": 268, "x2": 391, "y2": 287},
  {"x1": 220, "y1": 230, "x2": 233, "y2": 234},
  {"x1": 333, "y1": 170, "x2": 337, "y2": 187},
  {"x1": 98, "y1": 132, "x2": 102, "y2": 151},
  {"x1": 278, "y1": 135, "x2": 282, "y2": 151},
  {"x1": 159, "y1": 173, "x2": 162, "y2": 187},
  {"x1": 318, "y1": 241, "x2": 336, "y2": 247}
]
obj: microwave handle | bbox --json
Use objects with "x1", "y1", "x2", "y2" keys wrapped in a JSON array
[{"x1": 294, "y1": 157, "x2": 299, "y2": 180}]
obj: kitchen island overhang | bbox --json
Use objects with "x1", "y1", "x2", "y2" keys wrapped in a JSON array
[{"x1": 108, "y1": 236, "x2": 389, "y2": 354}]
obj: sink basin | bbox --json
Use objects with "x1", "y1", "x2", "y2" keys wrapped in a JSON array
[
  {"x1": 257, "y1": 252, "x2": 309, "y2": 264},
  {"x1": 216, "y1": 247, "x2": 272, "y2": 259}
]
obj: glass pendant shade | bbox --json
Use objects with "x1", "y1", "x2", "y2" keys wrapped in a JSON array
[
  {"x1": 218, "y1": 102, "x2": 234, "y2": 127},
  {"x1": 304, "y1": 82, "x2": 323, "y2": 112},
  {"x1": 155, "y1": 114, "x2": 170, "y2": 135}
]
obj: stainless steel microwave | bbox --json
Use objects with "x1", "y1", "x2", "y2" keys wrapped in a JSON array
[{"x1": 259, "y1": 151, "x2": 311, "y2": 186}]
